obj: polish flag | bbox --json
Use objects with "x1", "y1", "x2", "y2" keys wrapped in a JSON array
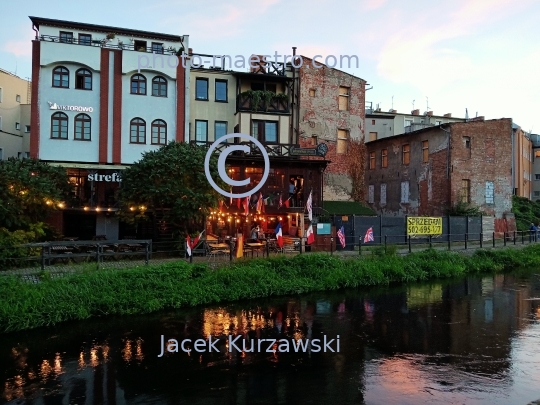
[
  {"x1": 275, "y1": 222, "x2": 284, "y2": 248},
  {"x1": 306, "y1": 224, "x2": 315, "y2": 245},
  {"x1": 186, "y1": 230, "x2": 204, "y2": 256},
  {"x1": 244, "y1": 196, "x2": 250, "y2": 215}
]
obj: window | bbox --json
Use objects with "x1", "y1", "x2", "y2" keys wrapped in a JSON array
[
  {"x1": 151, "y1": 119, "x2": 167, "y2": 145},
  {"x1": 486, "y1": 181, "x2": 494, "y2": 204},
  {"x1": 25, "y1": 125, "x2": 30, "y2": 133},
  {"x1": 0, "y1": 116, "x2": 2, "y2": 130},
  {"x1": 59, "y1": 31, "x2": 73, "y2": 43},
  {"x1": 337, "y1": 129, "x2": 349, "y2": 154},
  {"x1": 0, "y1": 148, "x2": 2, "y2": 160},
  {"x1": 51, "y1": 112, "x2": 68, "y2": 139},
  {"x1": 369, "y1": 132, "x2": 377, "y2": 141},
  {"x1": 15, "y1": 122, "x2": 20, "y2": 130},
  {"x1": 130, "y1": 118, "x2": 146, "y2": 143},
  {"x1": 311, "y1": 135, "x2": 318, "y2": 146},
  {"x1": 74, "y1": 114, "x2": 91, "y2": 140},
  {"x1": 368, "y1": 185, "x2": 374, "y2": 204},
  {"x1": 405, "y1": 119, "x2": 412, "y2": 127},
  {"x1": 152, "y1": 76, "x2": 167, "y2": 97},
  {"x1": 461, "y1": 179, "x2": 470, "y2": 203},
  {"x1": 131, "y1": 74, "x2": 146, "y2": 95},
  {"x1": 134, "y1": 40, "x2": 147, "y2": 52},
  {"x1": 535, "y1": 191, "x2": 540, "y2": 198},
  {"x1": 463, "y1": 136, "x2": 471, "y2": 148},
  {"x1": 79, "y1": 34, "x2": 91, "y2": 45},
  {"x1": 196, "y1": 78, "x2": 208, "y2": 100},
  {"x1": 195, "y1": 120, "x2": 208, "y2": 144},
  {"x1": 75, "y1": 69, "x2": 92, "y2": 90},
  {"x1": 380, "y1": 183, "x2": 387, "y2": 205},
  {"x1": 252, "y1": 120, "x2": 278, "y2": 143},
  {"x1": 369, "y1": 151, "x2": 375, "y2": 169},
  {"x1": 338, "y1": 86, "x2": 349, "y2": 111},
  {"x1": 0, "y1": 87, "x2": 3, "y2": 102},
  {"x1": 436, "y1": 120, "x2": 442, "y2": 125},
  {"x1": 422, "y1": 140, "x2": 429, "y2": 163},
  {"x1": 535, "y1": 151, "x2": 540, "y2": 158},
  {"x1": 401, "y1": 181, "x2": 409, "y2": 203},
  {"x1": 215, "y1": 80, "x2": 227, "y2": 102},
  {"x1": 402, "y1": 144, "x2": 410, "y2": 164},
  {"x1": 381, "y1": 149, "x2": 388, "y2": 168},
  {"x1": 215, "y1": 121, "x2": 227, "y2": 140},
  {"x1": 309, "y1": 89, "x2": 316, "y2": 97},
  {"x1": 16, "y1": 95, "x2": 21, "y2": 103},
  {"x1": 371, "y1": 119, "x2": 375, "y2": 125},
  {"x1": 52, "y1": 66, "x2": 69, "y2": 88},
  {"x1": 152, "y1": 42, "x2": 164, "y2": 54},
  {"x1": 536, "y1": 174, "x2": 540, "y2": 180}
]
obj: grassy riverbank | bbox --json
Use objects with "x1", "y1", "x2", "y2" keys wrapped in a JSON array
[{"x1": 1, "y1": 246, "x2": 540, "y2": 333}]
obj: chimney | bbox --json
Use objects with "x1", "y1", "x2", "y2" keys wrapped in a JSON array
[
  {"x1": 411, "y1": 109, "x2": 419, "y2": 116},
  {"x1": 389, "y1": 109, "x2": 397, "y2": 113},
  {"x1": 469, "y1": 116, "x2": 485, "y2": 122},
  {"x1": 426, "y1": 111, "x2": 433, "y2": 116},
  {"x1": 443, "y1": 113, "x2": 452, "y2": 117},
  {"x1": 188, "y1": 48, "x2": 193, "y2": 55}
]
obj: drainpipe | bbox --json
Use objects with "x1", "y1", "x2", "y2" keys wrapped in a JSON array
[
  {"x1": 440, "y1": 125, "x2": 452, "y2": 206},
  {"x1": 32, "y1": 24, "x2": 38, "y2": 40},
  {"x1": 291, "y1": 47, "x2": 297, "y2": 145},
  {"x1": 511, "y1": 120, "x2": 515, "y2": 195}
]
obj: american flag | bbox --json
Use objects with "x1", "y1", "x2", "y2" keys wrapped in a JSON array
[
  {"x1": 306, "y1": 190, "x2": 313, "y2": 220},
  {"x1": 337, "y1": 226, "x2": 346, "y2": 248},
  {"x1": 278, "y1": 194, "x2": 283, "y2": 208},
  {"x1": 364, "y1": 227, "x2": 374, "y2": 243}
]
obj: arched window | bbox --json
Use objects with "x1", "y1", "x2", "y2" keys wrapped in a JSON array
[
  {"x1": 75, "y1": 68, "x2": 92, "y2": 90},
  {"x1": 151, "y1": 119, "x2": 167, "y2": 145},
  {"x1": 51, "y1": 112, "x2": 68, "y2": 139},
  {"x1": 130, "y1": 118, "x2": 146, "y2": 143},
  {"x1": 74, "y1": 114, "x2": 91, "y2": 140},
  {"x1": 152, "y1": 76, "x2": 167, "y2": 97},
  {"x1": 52, "y1": 66, "x2": 69, "y2": 88},
  {"x1": 130, "y1": 74, "x2": 146, "y2": 95}
]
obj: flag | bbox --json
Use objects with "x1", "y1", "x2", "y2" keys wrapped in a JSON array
[
  {"x1": 257, "y1": 192, "x2": 263, "y2": 212},
  {"x1": 230, "y1": 188, "x2": 233, "y2": 206},
  {"x1": 236, "y1": 233, "x2": 243, "y2": 258},
  {"x1": 186, "y1": 230, "x2": 205, "y2": 256},
  {"x1": 364, "y1": 227, "x2": 374, "y2": 243},
  {"x1": 236, "y1": 198, "x2": 241, "y2": 209},
  {"x1": 244, "y1": 196, "x2": 250, "y2": 215},
  {"x1": 278, "y1": 194, "x2": 283, "y2": 208},
  {"x1": 219, "y1": 200, "x2": 224, "y2": 210},
  {"x1": 306, "y1": 190, "x2": 313, "y2": 221},
  {"x1": 186, "y1": 235, "x2": 192, "y2": 257},
  {"x1": 275, "y1": 222, "x2": 284, "y2": 248},
  {"x1": 337, "y1": 226, "x2": 346, "y2": 248},
  {"x1": 284, "y1": 198, "x2": 290, "y2": 208},
  {"x1": 306, "y1": 224, "x2": 315, "y2": 245}
]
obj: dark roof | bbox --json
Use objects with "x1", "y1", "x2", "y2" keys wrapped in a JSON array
[
  {"x1": 298, "y1": 56, "x2": 367, "y2": 82},
  {"x1": 366, "y1": 111, "x2": 466, "y2": 120},
  {"x1": 29, "y1": 16, "x2": 184, "y2": 42},
  {"x1": 365, "y1": 125, "x2": 447, "y2": 145},
  {"x1": 323, "y1": 201, "x2": 376, "y2": 215},
  {"x1": 232, "y1": 71, "x2": 292, "y2": 81}
]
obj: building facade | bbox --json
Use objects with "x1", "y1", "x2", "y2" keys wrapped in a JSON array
[
  {"x1": 29, "y1": 16, "x2": 188, "y2": 239},
  {"x1": 513, "y1": 123, "x2": 533, "y2": 199},
  {"x1": 0, "y1": 68, "x2": 31, "y2": 160},
  {"x1": 297, "y1": 56, "x2": 366, "y2": 201},
  {"x1": 365, "y1": 118, "x2": 514, "y2": 218},
  {"x1": 365, "y1": 108, "x2": 467, "y2": 141}
]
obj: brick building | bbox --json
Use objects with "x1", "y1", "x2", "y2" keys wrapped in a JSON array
[
  {"x1": 365, "y1": 118, "x2": 514, "y2": 218},
  {"x1": 296, "y1": 56, "x2": 367, "y2": 201}
]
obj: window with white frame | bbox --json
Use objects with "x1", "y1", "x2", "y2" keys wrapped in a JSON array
[
  {"x1": 400, "y1": 181, "x2": 409, "y2": 203},
  {"x1": 15, "y1": 122, "x2": 20, "y2": 130},
  {"x1": 486, "y1": 181, "x2": 494, "y2": 204},
  {"x1": 16, "y1": 95, "x2": 21, "y2": 103}
]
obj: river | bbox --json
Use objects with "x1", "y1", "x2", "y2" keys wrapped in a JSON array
[{"x1": 1, "y1": 271, "x2": 540, "y2": 404}]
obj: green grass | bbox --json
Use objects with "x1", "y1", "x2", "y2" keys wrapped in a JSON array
[{"x1": 1, "y1": 245, "x2": 540, "y2": 333}]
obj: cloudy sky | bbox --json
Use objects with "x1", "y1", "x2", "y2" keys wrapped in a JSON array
[{"x1": 2, "y1": 0, "x2": 538, "y2": 131}]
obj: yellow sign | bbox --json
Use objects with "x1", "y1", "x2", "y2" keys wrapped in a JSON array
[{"x1": 407, "y1": 217, "x2": 442, "y2": 236}]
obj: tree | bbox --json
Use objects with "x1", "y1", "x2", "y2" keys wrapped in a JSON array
[
  {"x1": 117, "y1": 142, "x2": 226, "y2": 233},
  {"x1": 0, "y1": 158, "x2": 71, "y2": 231}
]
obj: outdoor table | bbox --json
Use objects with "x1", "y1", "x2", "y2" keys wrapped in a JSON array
[{"x1": 245, "y1": 242, "x2": 265, "y2": 258}]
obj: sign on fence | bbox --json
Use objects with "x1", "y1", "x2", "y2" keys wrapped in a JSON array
[{"x1": 407, "y1": 217, "x2": 443, "y2": 236}]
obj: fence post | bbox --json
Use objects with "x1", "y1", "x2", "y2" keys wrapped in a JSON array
[
  {"x1": 408, "y1": 235, "x2": 412, "y2": 253},
  {"x1": 465, "y1": 233, "x2": 468, "y2": 250},
  {"x1": 480, "y1": 233, "x2": 483, "y2": 248},
  {"x1": 330, "y1": 237, "x2": 334, "y2": 255},
  {"x1": 514, "y1": 231, "x2": 516, "y2": 245},
  {"x1": 384, "y1": 235, "x2": 387, "y2": 254},
  {"x1": 41, "y1": 245, "x2": 45, "y2": 271},
  {"x1": 266, "y1": 240, "x2": 270, "y2": 257},
  {"x1": 359, "y1": 236, "x2": 362, "y2": 256},
  {"x1": 230, "y1": 240, "x2": 234, "y2": 262},
  {"x1": 145, "y1": 242, "x2": 149, "y2": 265},
  {"x1": 504, "y1": 232, "x2": 507, "y2": 246},
  {"x1": 429, "y1": 235, "x2": 432, "y2": 248},
  {"x1": 448, "y1": 233, "x2": 451, "y2": 251},
  {"x1": 522, "y1": 230, "x2": 525, "y2": 244},
  {"x1": 493, "y1": 232, "x2": 496, "y2": 248},
  {"x1": 96, "y1": 243, "x2": 101, "y2": 269}
]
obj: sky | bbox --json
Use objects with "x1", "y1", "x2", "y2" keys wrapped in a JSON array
[{"x1": 1, "y1": 0, "x2": 539, "y2": 131}]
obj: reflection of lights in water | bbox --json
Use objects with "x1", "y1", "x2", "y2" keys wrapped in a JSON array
[
  {"x1": 78, "y1": 352, "x2": 85, "y2": 369},
  {"x1": 102, "y1": 343, "x2": 110, "y2": 361},
  {"x1": 54, "y1": 353, "x2": 63, "y2": 375},
  {"x1": 40, "y1": 360, "x2": 52, "y2": 380},
  {"x1": 136, "y1": 338, "x2": 144, "y2": 362},
  {"x1": 3, "y1": 375, "x2": 24, "y2": 401},
  {"x1": 90, "y1": 348, "x2": 99, "y2": 367},
  {"x1": 122, "y1": 339, "x2": 132, "y2": 363}
]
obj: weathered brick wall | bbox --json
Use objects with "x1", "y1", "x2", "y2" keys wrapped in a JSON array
[
  {"x1": 298, "y1": 57, "x2": 365, "y2": 201},
  {"x1": 449, "y1": 119, "x2": 513, "y2": 217}
]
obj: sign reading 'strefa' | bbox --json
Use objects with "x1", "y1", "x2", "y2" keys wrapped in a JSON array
[
  {"x1": 407, "y1": 217, "x2": 442, "y2": 236},
  {"x1": 48, "y1": 101, "x2": 94, "y2": 113}
]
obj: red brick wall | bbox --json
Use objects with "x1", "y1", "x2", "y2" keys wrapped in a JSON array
[
  {"x1": 99, "y1": 49, "x2": 110, "y2": 163},
  {"x1": 30, "y1": 40, "x2": 40, "y2": 159},
  {"x1": 297, "y1": 57, "x2": 365, "y2": 201},
  {"x1": 112, "y1": 50, "x2": 122, "y2": 164}
]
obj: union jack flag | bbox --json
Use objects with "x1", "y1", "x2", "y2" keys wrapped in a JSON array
[
  {"x1": 337, "y1": 226, "x2": 346, "y2": 248},
  {"x1": 364, "y1": 227, "x2": 374, "y2": 243}
]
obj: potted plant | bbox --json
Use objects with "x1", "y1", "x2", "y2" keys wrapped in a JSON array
[
  {"x1": 118, "y1": 40, "x2": 124, "y2": 49},
  {"x1": 175, "y1": 46, "x2": 185, "y2": 56},
  {"x1": 106, "y1": 33, "x2": 116, "y2": 41}
]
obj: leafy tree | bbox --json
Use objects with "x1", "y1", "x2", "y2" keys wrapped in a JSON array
[
  {"x1": 118, "y1": 142, "x2": 226, "y2": 233},
  {"x1": 0, "y1": 158, "x2": 71, "y2": 231}
]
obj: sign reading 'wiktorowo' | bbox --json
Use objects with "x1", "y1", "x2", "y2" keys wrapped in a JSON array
[{"x1": 48, "y1": 102, "x2": 94, "y2": 113}]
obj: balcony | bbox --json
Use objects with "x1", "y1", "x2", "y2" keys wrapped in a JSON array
[
  {"x1": 237, "y1": 91, "x2": 290, "y2": 114},
  {"x1": 190, "y1": 140, "x2": 300, "y2": 158},
  {"x1": 38, "y1": 35, "x2": 179, "y2": 55}
]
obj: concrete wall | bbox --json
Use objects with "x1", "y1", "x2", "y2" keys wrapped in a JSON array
[{"x1": 298, "y1": 56, "x2": 365, "y2": 202}]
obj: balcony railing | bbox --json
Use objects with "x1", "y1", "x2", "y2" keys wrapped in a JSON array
[
  {"x1": 38, "y1": 35, "x2": 178, "y2": 55},
  {"x1": 404, "y1": 123, "x2": 434, "y2": 133},
  {"x1": 237, "y1": 91, "x2": 290, "y2": 114},
  {"x1": 190, "y1": 140, "x2": 300, "y2": 158}
]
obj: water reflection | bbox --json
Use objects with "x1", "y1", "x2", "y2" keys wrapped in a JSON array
[{"x1": 0, "y1": 272, "x2": 539, "y2": 404}]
